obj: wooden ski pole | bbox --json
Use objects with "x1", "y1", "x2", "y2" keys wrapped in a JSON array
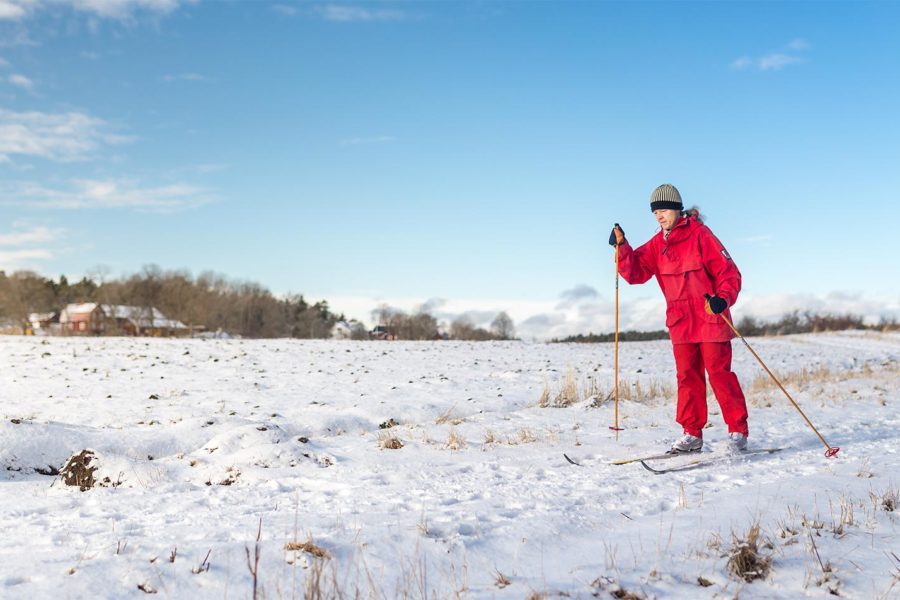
[
  {"x1": 706, "y1": 295, "x2": 840, "y2": 457},
  {"x1": 610, "y1": 243, "x2": 623, "y2": 431}
]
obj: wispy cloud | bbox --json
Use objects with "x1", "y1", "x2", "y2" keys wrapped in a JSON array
[
  {"x1": 162, "y1": 72, "x2": 208, "y2": 82},
  {"x1": 317, "y1": 4, "x2": 408, "y2": 22},
  {"x1": 0, "y1": 178, "x2": 215, "y2": 213},
  {"x1": 0, "y1": 0, "x2": 28, "y2": 20},
  {"x1": 0, "y1": 224, "x2": 64, "y2": 268},
  {"x1": 271, "y1": 4, "x2": 298, "y2": 17},
  {"x1": 0, "y1": 0, "x2": 196, "y2": 22},
  {"x1": 8, "y1": 72, "x2": 34, "y2": 91},
  {"x1": 732, "y1": 39, "x2": 810, "y2": 72},
  {"x1": 0, "y1": 247, "x2": 53, "y2": 264},
  {"x1": 0, "y1": 108, "x2": 132, "y2": 162},
  {"x1": 0, "y1": 225, "x2": 64, "y2": 245},
  {"x1": 339, "y1": 135, "x2": 395, "y2": 146}
]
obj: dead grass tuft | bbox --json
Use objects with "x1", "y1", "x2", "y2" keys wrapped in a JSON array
[
  {"x1": 750, "y1": 365, "x2": 833, "y2": 394},
  {"x1": 60, "y1": 449, "x2": 98, "y2": 491},
  {"x1": 377, "y1": 432, "x2": 404, "y2": 450},
  {"x1": 284, "y1": 539, "x2": 331, "y2": 559},
  {"x1": 493, "y1": 569, "x2": 511, "y2": 588},
  {"x1": 726, "y1": 524, "x2": 772, "y2": 583},
  {"x1": 618, "y1": 377, "x2": 673, "y2": 403},
  {"x1": 435, "y1": 406, "x2": 465, "y2": 425},
  {"x1": 446, "y1": 428, "x2": 466, "y2": 450}
]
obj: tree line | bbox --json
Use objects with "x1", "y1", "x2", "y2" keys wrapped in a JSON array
[
  {"x1": 370, "y1": 304, "x2": 516, "y2": 341},
  {"x1": 0, "y1": 267, "x2": 343, "y2": 338},
  {"x1": 551, "y1": 310, "x2": 899, "y2": 343},
  {"x1": 0, "y1": 267, "x2": 519, "y2": 340}
]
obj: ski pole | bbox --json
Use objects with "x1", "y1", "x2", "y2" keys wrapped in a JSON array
[
  {"x1": 705, "y1": 294, "x2": 840, "y2": 458},
  {"x1": 610, "y1": 242, "x2": 623, "y2": 431}
]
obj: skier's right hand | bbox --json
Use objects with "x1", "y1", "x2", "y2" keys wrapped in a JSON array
[{"x1": 608, "y1": 223, "x2": 625, "y2": 247}]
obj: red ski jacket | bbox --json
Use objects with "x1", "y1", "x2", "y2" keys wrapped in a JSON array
[{"x1": 616, "y1": 216, "x2": 741, "y2": 344}]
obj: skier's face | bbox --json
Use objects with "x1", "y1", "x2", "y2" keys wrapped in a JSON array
[{"x1": 654, "y1": 209, "x2": 681, "y2": 231}]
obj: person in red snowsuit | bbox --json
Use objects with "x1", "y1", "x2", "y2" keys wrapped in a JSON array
[{"x1": 610, "y1": 184, "x2": 749, "y2": 453}]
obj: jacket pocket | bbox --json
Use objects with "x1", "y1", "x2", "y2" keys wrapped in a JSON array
[{"x1": 665, "y1": 304, "x2": 685, "y2": 328}]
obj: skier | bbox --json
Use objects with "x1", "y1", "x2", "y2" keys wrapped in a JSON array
[{"x1": 609, "y1": 184, "x2": 749, "y2": 453}]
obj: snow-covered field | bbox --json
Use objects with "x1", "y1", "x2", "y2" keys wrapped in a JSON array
[{"x1": 1, "y1": 332, "x2": 898, "y2": 599}]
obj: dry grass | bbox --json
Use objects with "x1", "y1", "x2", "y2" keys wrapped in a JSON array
[
  {"x1": 617, "y1": 377, "x2": 673, "y2": 403},
  {"x1": 539, "y1": 366, "x2": 671, "y2": 408},
  {"x1": 435, "y1": 406, "x2": 465, "y2": 426},
  {"x1": 538, "y1": 367, "x2": 579, "y2": 407},
  {"x1": 482, "y1": 429, "x2": 498, "y2": 447},
  {"x1": 445, "y1": 428, "x2": 466, "y2": 451},
  {"x1": 749, "y1": 365, "x2": 835, "y2": 394},
  {"x1": 493, "y1": 569, "x2": 511, "y2": 588},
  {"x1": 726, "y1": 523, "x2": 773, "y2": 583},
  {"x1": 377, "y1": 432, "x2": 404, "y2": 450},
  {"x1": 284, "y1": 539, "x2": 331, "y2": 559}
]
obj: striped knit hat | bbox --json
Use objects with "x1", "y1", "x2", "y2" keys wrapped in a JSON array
[{"x1": 649, "y1": 184, "x2": 683, "y2": 212}]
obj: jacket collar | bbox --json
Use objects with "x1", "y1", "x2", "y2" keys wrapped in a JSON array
[{"x1": 660, "y1": 216, "x2": 694, "y2": 245}]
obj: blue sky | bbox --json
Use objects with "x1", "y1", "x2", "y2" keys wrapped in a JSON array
[{"x1": 1, "y1": 0, "x2": 898, "y2": 339}]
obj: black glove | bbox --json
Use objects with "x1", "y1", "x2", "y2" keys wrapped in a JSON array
[
  {"x1": 704, "y1": 293, "x2": 727, "y2": 315},
  {"x1": 608, "y1": 223, "x2": 625, "y2": 247}
]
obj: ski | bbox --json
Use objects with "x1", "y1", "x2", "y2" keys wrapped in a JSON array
[
  {"x1": 564, "y1": 450, "x2": 704, "y2": 466},
  {"x1": 563, "y1": 453, "x2": 581, "y2": 466},
  {"x1": 640, "y1": 447, "x2": 783, "y2": 474},
  {"x1": 609, "y1": 450, "x2": 704, "y2": 466}
]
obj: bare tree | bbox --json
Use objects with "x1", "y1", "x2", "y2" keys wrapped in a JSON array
[{"x1": 490, "y1": 311, "x2": 516, "y2": 340}]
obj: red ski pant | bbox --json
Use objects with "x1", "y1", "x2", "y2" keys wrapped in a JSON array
[{"x1": 672, "y1": 341, "x2": 749, "y2": 438}]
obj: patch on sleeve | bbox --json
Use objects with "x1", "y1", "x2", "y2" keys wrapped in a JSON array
[{"x1": 721, "y1": 249, "x2": 732, "y2": 260}]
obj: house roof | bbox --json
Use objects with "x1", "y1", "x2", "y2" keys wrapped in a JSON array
[
  {"x1": 100, "y1": 304, "x2": 188, "y2": 330},
  {"x1": 59, "y1": 303, "x2": 99, "y2": 323},
  {"x1": 59, "y1": 303, "x2": 187, "y2": 329}
]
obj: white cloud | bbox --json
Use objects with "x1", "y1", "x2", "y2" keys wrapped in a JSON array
[
  {"x1": 0, "y1": 178, "x2": 214, "y2": 212},
  {"x1": 0, "y1": 225, "x2": 64, "y2": 245},
  {"x1": 317, "y1": 4, "x2": 407, "y2": 22},
  {"x1": 8, "y1": 72, "x2": 34, "y2": 90},
  {"x1": 0, "y1": 224, "x2": 64, "y2": 269},
  {"x1": 732, "y1": 40, "x2": 809, "y2": 72},
  {"x1": 271, "y1": 4, "x2": 298, "y2": 17},
  {"x1": 0, "y1": 1, "x2": 28, "y2": 20},
  {"x1": 0, "y1": 108, "x2": 131, "y2": 162},
  {"x1": 758, "y1": 53, "x2": 804, "y2": 71},
  {"x1": 0, "y1": 248, "x2": 53, "y2": 264},
  {"x1": 0, "y1": 0, "x2": 194, "y2": 22}
]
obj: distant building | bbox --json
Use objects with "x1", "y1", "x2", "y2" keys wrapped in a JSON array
[
  {"x1": 58, "y1": 303, "x2": 189, "y2": 336},
  {"x1": 59, "y1": 303, "x2": 104, "y2": 335},
  {"x1": 28, "y1": 312, "x2": 60, "y2": 336},
  {"x1": 331, "y1": 321, "x2": 352, "y2": 340},
  {"x1": 369, "y1": 325, "x2": 396, "y2": 340}
]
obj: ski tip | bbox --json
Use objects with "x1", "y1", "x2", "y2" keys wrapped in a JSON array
[
  {"x1": 640, "y1": 460, "x2": 662, "y2": 474},
  {"x1": 563, "y1": 453, "x2": 581, "y2": 466}
]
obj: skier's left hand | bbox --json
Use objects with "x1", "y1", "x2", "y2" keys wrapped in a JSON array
[
  {"x1": 608, "y1": 224, "x2": 626, "y2": 247},
  {"x1": 704, "y1": 294, "x2": 727, "y2": 315}
]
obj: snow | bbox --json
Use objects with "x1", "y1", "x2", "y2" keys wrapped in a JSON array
[{"x1": 1, "y1": 332, "x2": 898, "y2": 599}]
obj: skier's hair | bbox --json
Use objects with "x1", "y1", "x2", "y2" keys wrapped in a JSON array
[{"x1": 682, "y1": 206, "x2": 704, "y2": 223}]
